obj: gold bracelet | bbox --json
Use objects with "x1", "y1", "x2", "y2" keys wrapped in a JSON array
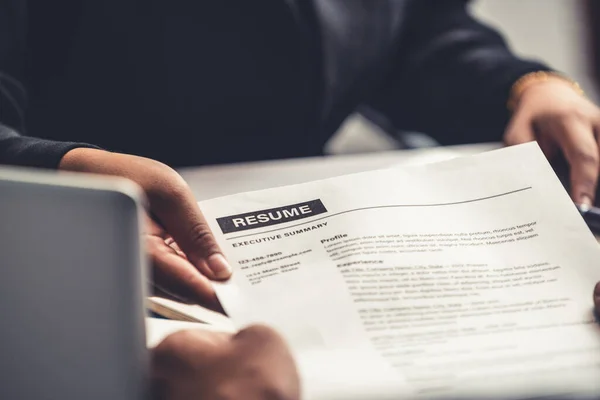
[{"x1": 507, "y1": 71, "x2": 585, "y2": 111}]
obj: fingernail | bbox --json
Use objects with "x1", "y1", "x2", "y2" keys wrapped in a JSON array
[
  {"x1": 579, "y1": 195, "x2": 592, "y2": 209},
  {"x1": 207, "y1": 254, "x2": 232, "y2": 279}
]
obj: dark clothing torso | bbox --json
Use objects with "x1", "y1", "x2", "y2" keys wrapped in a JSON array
[
  {"x1": 26, "y1": 1, "x2": 328, "y2": 166},
  {"x1": 0, "y1": 0, "x2": 549, "y2": 168}
]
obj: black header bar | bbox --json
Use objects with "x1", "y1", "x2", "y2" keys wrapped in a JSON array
[{"x1": 217, "y1": 199, "x2": 327, "y2": 234}]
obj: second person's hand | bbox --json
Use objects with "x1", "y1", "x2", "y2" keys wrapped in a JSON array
[
  {"x1": 59, "y1": 148, "x2": 231, "y2": 311},
  {"x1": 151, "y1": 325, "x2": 300, "y2": 400},
  {"x1": 504, "y1": 75, "x2": 600, "y2": 207}
]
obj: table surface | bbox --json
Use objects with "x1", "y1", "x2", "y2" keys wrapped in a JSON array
[{"x1": 177, "y1": 143, "x2": 501, "y2": 201}]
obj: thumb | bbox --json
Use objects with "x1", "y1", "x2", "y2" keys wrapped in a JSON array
[{"x1": 150, "y1": 176, "x2": 232, "y2": 281}]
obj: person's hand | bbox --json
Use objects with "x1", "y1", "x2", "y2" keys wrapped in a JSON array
[
  {"x1": 504, "y1": 77, "x2": 600, "y2": 207},
  {"x1": 151, "y1": 325, "x2": 300, "y2": 400},
  {"x1": 59, "y1": 148, "x2": 231, "y2": 310}
]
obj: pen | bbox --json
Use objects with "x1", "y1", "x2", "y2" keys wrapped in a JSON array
[{"x1": 576, "y1": 203, "x2": 600, "y2": 235}]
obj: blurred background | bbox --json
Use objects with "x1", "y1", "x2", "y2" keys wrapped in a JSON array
[{"x1": 327, "y1": 0, "x2": 600, "y2": 154}]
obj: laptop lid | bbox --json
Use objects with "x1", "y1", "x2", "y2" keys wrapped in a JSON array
[{"x1": 0, "y1": 167, "x2": 148, "y2": 400}]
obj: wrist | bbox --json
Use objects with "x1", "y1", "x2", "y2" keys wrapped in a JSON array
[
  {"x1": 58, "y1": 147, "x2": 109, "y2": 172},
  {"x1": 507, "y1": 71, "x2": 585, "y2": 112}
]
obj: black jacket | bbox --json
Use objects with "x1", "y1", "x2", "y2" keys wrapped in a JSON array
[{"x1": 0, "y1": 0, "x2": 549, "y2": 168}]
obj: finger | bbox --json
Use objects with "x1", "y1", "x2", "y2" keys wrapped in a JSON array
[
  {"x1": 150, "y1": 181, "x2": 232, "y2": 281},
  {"x1": 148, "y1": 234, "x2": 223, "y2": 312},
  {"x1": 163, "y1": 234, "x2": 218, "y2": 279},
  {"x1": 164, "y1": 237, "x2": 188, "y2": 260},
  {"x1": 146, "y1": 214, "x2": 168, "y2": 238},
  {"x1": 504, "y1": 111, "x2": 536, "y2": 145},
  {"x1": 234, "y1": 324, "x2": 288, "y2": 352},
  {"x1": 505, "y1": 111, "x2": 557, "y2": 157},
  {"x1": 553, "y1": 120, "x2": 599, "y2": 206},
  {"x1": 233, "y1": 325, "x2": 301, "y2": 397}
]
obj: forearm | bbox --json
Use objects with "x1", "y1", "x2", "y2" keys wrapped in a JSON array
[{"x1": 368, "y1": 0, "x2": 551, "y2": 144}]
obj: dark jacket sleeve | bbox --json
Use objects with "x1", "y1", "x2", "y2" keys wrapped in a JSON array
[
  {"x1": 367, "y1": 0, "x2": 552, "y2": 145},
  {"x1": 0, "y1": 0, "x2": 96, "y2": 169}
]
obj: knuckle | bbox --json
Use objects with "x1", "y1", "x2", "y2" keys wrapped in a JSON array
[
  {"x1": 187, "y1": 221, "x2": 219, "y2": 255},
  {"x1": 557, "y1": 108, "x2": 594, "y2": 128},
  {"x1": 567, "y1": 107, "x2": 586, "y2": 121},
  {"x1": 236, "y1": 324, "x2": 282, "y2": 343},
  {"x1": 152, "y1": 331, "x2": 194, "y2": 373},
  {"x1": 572, "y1": 148, "x2": 599, "y2": 167},
  {"x1": 551, "y1": 110, "x2": 578, "y2": 129},
  {"x1": 156, "y1": 330, "x2": 196, "y2": 354},
  {"x1": 232, "y1": 326, "x2": 300, "y2": 400},
  {"x1": 146, "y1": 235, "x2": 168, "y2": 257}
]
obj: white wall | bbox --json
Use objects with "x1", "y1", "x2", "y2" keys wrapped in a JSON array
[{"x1": 472, "y1": 0, "x2": 598, "y2": 101}]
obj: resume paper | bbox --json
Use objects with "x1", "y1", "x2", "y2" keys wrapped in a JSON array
[{"x1": 199, "y1": 144, "x2": 600, "y2": 399}]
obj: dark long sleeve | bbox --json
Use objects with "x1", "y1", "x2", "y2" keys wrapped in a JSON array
[
  {"x1": 0, "y1": 124, "x2": 99, "y2": 169},
  {"x1": 0, "y1": 0, "x2": 96, "y2": 169},
  {"x1": 367, "y1": 0, "x2": 552, "y2": 145}
]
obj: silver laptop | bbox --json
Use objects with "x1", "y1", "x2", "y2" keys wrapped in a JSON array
[{"x1": 0, "y1": 167, "x2": 148, "y2": 400}]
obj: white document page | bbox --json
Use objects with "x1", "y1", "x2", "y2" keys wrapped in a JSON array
[{"x1": 199, "y1": 144, "x2": 600, "y2": 399}]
